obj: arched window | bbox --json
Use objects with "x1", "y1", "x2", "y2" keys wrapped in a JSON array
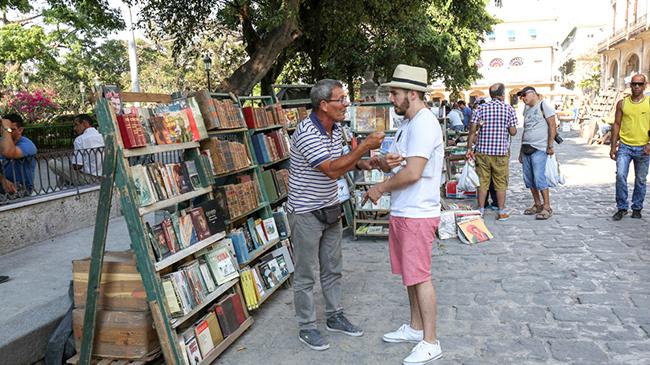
[
  {"x1": 489, "y1": 58, "x2": 504, "y2": 68},
  {"x1": 509, "y1": 57, "x2": 524, "y2": 67}
]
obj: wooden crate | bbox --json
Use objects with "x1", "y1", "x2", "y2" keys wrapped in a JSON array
[
  {"x1": 73, "y1": 309, "x2": 160, "y2": 359},
  {"x1": 66, "y1": 350, "x2": 162, "y2": 365},
  {"x1": 73, "y1": 251, "x2": 148, "y2": 311}
]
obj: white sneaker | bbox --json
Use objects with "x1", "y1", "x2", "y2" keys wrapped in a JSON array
[
  {"x1": 403, "y1": 340, "x2": 443, "y2": 365},
  {"x1": 382, "y1": 324, "x2": 423, "y2": 343}
]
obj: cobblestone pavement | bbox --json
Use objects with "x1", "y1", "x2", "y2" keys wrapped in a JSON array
[{"x1": 215, "y1": 130, "x2": 650, "y2": 365}]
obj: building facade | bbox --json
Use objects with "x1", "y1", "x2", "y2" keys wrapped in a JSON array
[{"x1": 598, "y1": 0, "x2": 650, "y2": 91}]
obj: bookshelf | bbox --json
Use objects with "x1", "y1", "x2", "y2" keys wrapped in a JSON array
[
  {"x1": 204, "y1": 93, "x2": 293, "y2": 314},
  {"x1": 79, "y1": 91, "x2": 255, "y2": 365}
]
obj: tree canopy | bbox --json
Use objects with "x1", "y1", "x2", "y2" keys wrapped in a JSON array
[{"x1": 136, "y1": 0, "x2": 497, "y2": 95}]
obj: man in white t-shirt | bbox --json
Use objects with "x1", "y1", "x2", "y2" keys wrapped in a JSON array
[
  {"x1": 48, "y1": 114, "x2": 105, "y2": 185},
  {"x1": 365, "y1": 64, "x2": 445, "y2": 365},
  {"x1": 447, "y1": 103, "x2": 465, "y2": 132}
]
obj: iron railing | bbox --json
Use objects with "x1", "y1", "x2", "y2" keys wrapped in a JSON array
[{"x1": 1, "y1": 147, "x2": 185, "y2": 207}]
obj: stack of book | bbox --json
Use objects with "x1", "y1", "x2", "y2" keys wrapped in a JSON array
[
  {"x1": 283, "y1": 106, "x2": 309, "y2": 128},
  {"x1": 215, "y1": 179, "x2": 261, "y2": 219},
  {"x1": 145, "y1": 200, "x2": 227, "y2": 261},
  {"x1": 131, "y1": 160, "x2": 202, "y2": 207},
  {"x1": 103, "y1": 86, "x2": 209, "y2": 148},
  {"x1": 250, "y1": 129, "x2": 290, "y2": 164},
  {"x1": 260, "y1": 168, "x2": 289, "y2": 202},
  {"x1": 200, "y1": 137, "x2": 252, "y2": 175},
  {"x1": 160, "y1": 240, "x2": 239, "y2": 318},
  {"x1": 267, "y1": 104, "x2": 287, "y2": 126},
  {"x1": 239, "y1": 241, "x2": 294, "y2": 310},
  {"x1": 242, "y1": 106, "x2": 274, "y2": 129},
  {"x1": 177, "y1": 289, "x2": 247, "y2": 365},
  {"x1": 228, "y1": 212, "x2": 287, "y2": 265},
  {"x1": 193, "y1": 89, "x2": 247, "y2": 130}
]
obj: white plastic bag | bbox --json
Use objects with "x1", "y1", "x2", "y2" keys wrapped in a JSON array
[
  {"x1": 544, "y1": 155, "x2": 565, "y2": 187},
  {"x1": 458, "y1": 160, "x2": 480, "y2": 192}
]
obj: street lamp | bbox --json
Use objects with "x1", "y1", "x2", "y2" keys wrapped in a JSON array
[{"x1": 203, "y1": 54, "x2": 212, "y2": 92}]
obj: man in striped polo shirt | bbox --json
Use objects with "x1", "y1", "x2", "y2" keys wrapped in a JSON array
[{"x1": 288, "y1": 79, "x2": 385, "y2": 351}]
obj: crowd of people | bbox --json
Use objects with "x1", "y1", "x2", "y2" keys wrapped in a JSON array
[{"x1": 286, "y1": 65, "x2": 650, "y2": 365}]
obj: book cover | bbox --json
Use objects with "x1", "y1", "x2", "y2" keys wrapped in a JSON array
[
  {"x1": 194, "y1": 319, "x2": 214, "y2": 356},
  {"x1": 196, "y1": 199, "x2": 227, "y2": 236},
  {"x1": 198, "y1": 260, "x2": 217, "y2": 293},
  {"x1": 161, "y1": 218, "x2": 180, "y2": 253},
  {"x1": 194, "y1": 89, "x2": 220, "y2": 130},
  {"x1": 184, "y1": 160, "x2": 201, "y2": 190},
  {"x1": 204, "y1": 311, "x2": 224, "y2": 347},
  {"x1": 228, "y1": 229, "x2": 249, "y2": 264},
  {"x1": 171, "y1": 163, "x2": 192, "y2": 194},
  {"x1": 274, "y1": 254, "x2": 290, "y2": 279},
  {"x1": 205, "y1": 246, "x2": 240, "y2": 285},
  {"x1": 150, "y1": 223, "x2": 171, "y2": 260},
  {"x1": 186, "y1": 96, "x2": 209, "y2": 140},
  {"x1": 185, "y1": 335, "x2": 203, "y2": 365},
  {"x1": 272, "y1": 211, "x2": 290, "y2": 239},
  {"x1": 178, "y1": 214, "x2": 198, "y2": 248},
  {"x1": 102, "y1": 85, "x2": 123, "y2": 115},
  {"x1": 188, "y1": 207, "x2": 212, "y2": 241},
  {"x1": 130, "y1": 164, "x2": 156, "y2": 206},
  {"x1": 262, "y1": 217, "x2": 279, "y2": 243},
  {"x1": 230, "y1": 291, "x2": 247, "y2": 326},
  {"x1": 214, "y1": 295, "x2": 237, "y2": 337},
  {"x1": 254, "y1": 219, "x2": 269, "y2": 246},
  {"x1": 457, "y1": 216, "x2": 493, "y2": 244},
  {"x1": 170, "y1": 271, "x2": 194, "y2": 314},
  {"x1": 150, "y1": 114, "x2": 172, "y2": 145},
  {"x1": 251, "y1": 267, "x2": 266, "y2": 299},
  {"x1": 354, "y1": 106, "x2": 376, "y2": 132},
  {"x1": 161, "y1": 275, "x2": 184, "y2": 318},
  {"x1": 271, "y1": 245, "x2": 294, "y2": 275},
  {"x1": 246, "y1": 217, "x2": 261, "y2": 248},
  {"x1": 258, "y1": 261, "x2": 278, "y2": 289}
]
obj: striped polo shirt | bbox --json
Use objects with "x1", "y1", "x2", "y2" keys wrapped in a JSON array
[{"x1": 287, "y1": 112, "x2": 343, "y2": 214}]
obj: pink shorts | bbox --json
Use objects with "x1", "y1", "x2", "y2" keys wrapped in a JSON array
[{"x1": 388, "y1": 216, "x2": 440, "y2": 286}]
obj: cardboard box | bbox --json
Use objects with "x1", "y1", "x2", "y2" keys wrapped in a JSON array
[
  {"x1": 73, "y1": 251, "x2": 148, "y2": 311},
  {"x1": 72, "y1": 308, "x2": 160, "y2": 359}
]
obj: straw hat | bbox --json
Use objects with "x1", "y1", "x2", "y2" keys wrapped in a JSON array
[{"x1": 381, "y1": 64, "x2": 432, "y2": 92}]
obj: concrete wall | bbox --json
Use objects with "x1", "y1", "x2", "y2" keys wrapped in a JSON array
[{"x1": 0, "y1": 187, "x2": 122, "y2": 255}]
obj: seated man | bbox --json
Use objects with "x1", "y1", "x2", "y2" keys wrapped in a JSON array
[
  {"x1": 48, "y1": 114, "x2": 105, "y2": 185},
  {"x1": 1, "y1": 114, "x2": 37, "y2": 195}
]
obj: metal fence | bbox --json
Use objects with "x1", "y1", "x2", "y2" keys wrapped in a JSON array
[{"x1": 1, "y1": 147, "x2": 185, "y2": 207}]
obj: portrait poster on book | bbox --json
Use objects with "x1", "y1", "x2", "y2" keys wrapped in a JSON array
[{"x1": 457, "y1": 217, "x2": 493, "y2": 244}]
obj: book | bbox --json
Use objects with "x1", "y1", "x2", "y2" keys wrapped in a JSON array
[
  {"x1": 185, "y1": 335, "x2": 203, "y2": 365},
  {"x1": 204, "y1": 311, "x2": 224, "y2": 347},
  {"x1": 258, "y1": 261, "x2": 279, "y2": 289},
  {"x1": 161, "y1": 218, "x2": 180, "y2": 253},
  {"x1": 196, "y1": 199, "x2": 227, "y2": 236},
  {"x1": 161, "y1": 275, "x2": 184, "y2": 318},
  {"x1": 457, "y1": 216, "x2": 493, "y2": 244},
  {"x1": 275, "y1": 255, "x2": 290, "y2": 279},
  {"x1": 254, "y1": 219, "x2": 269, "y2": 246},
  {"x1": 271, "y1": 245, "x2": 294, "y2": 275},
  {"x1": 130, "y1": 164, "x2": 156, "y2": 206},
  {"x1": 188, "y1": 207, "x2": 212, "y2": 241},
  {"x1": 205, "y1": 245, "x2": 240, "y2": 285},
  {"x1": 147, "y1": 222, "x2": 170, "y2": 260},
  {"x1": 170, "y1": 271, "x2": 195, "y2": 314},
  {"x1": 198, "y1": 260, "x2": 217, "y2": 293},
  {"x1": 214, "y1": 294, "x2": 239, "y2": 337},
  {"x1": 251, "y1": 267, "x2": 266, "y2": 299},
  {"x1": 230, "y1": 291, "x2": 247, "y2": 326},
  {"x1": 102, "y1": 85, "x2": 123, "y2": 115},
  {"x1": 178, "y1": 214, "x2": 198, "y2": 248},
  {"x1": 184, "y1": 160, "x2": 201, "y2": 189},
  {"x1": 194, "y1": 318, "x2": 214, "y2": 356},
  {"x1": 262, "y1": 217, "x2": 279, "y2": 243}
]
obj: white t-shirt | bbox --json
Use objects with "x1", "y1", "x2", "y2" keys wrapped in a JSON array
[
  {"x1": 389, "y1": 107, "x2": 444, "y2": 218},
  {"x1": 448, "y1": 109, "x2": 464, "y2": 127},
  {"x1": 73, "y1": 127, "x2": 105, "y2": 176}
]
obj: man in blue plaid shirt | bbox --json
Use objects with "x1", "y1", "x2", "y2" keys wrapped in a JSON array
[{"x1": 466, "y1": 83, "x2": 518, "y2": 220}]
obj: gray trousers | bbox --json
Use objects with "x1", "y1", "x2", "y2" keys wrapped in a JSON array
[{"x1": 288, "y1": 211, "x2": 343, "y2": 330}]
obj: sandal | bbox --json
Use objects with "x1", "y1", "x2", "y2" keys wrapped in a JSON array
[
  {"x1": 536, "y1": 208, "x2": 553, "y2": 220},
  {"x1": 524, "y1": 204, "x2": 542, "y2": 215}
]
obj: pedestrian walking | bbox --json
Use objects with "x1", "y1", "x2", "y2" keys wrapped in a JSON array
[
  {"x1": 365, "y1": 64, "x2": 445, "y2": 365},
  {"x1": 610, "y1": 73, "x2": 650, "y2": 220},
  {"x1": 466, "y1": 83, "x2": 518, "y2": 220},
  {"x1": 517, "y1": 86, "x2": 557, "y2": 220},
  {"x1": 287, "y1": 79, "x2": 385, "y2": 351}
]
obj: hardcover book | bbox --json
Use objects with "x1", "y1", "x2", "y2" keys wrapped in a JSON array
[
  {"x1": 205, "y1": 245, "x2": 240, "y2": 285},
  {"x1": 188, "y1": 207, "x2": 212, "y2": 241},
  {"x1": 194, "y1": 318, "x2": 214, "y2": 356}
]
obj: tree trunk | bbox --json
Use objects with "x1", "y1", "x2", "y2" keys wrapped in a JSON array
[{"x1": 219, "y1": 0, "x2": 301, "y2": 95}]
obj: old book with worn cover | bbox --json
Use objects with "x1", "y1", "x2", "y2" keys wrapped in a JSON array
[
  {"x1": 205, "y1": 245, "x2": 240, "y2": 285},
  {"x1": 204, "y1": 311, "x2": 224, "y2": 347},
  {"x1": 196, "y1": 199, "x2": 227, "y2": 236},
  {"x1": 194, "y1": 318, "x2": 214, "y2": 357},
  {"x1": 188, "y1": 207, "x2": 212, "y2": 241}
]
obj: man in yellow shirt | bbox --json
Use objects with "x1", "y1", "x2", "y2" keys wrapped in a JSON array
[{"x1": 610, "y1": 73, "x2": 650, "y2": 220}]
